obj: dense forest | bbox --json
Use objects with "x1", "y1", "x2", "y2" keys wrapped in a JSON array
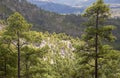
[{"x1": 0, "y1": 0, "x2": 120, "y2": 78}]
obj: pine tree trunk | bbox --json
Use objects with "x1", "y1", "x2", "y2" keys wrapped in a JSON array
[
  {"x1": 17, "y1": 32, "x2": 20, "y2": 78},
  {"x1": 95, "y1": 10, "x2": 99, "y2": 78},
  {"x1": 4, "y1": 57, "x2": 7, "y2": 78},
  {"x1": 25, "y1": 55, "x2": 29, "y2": 78}
]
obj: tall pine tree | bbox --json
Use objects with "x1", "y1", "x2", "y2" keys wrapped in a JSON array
[
  {"x1": 6, "y1": 12, "x2": 31, "y2": 78},
  {"x1": 82, "y1": 0, "x2": 116, "y2": 78}
]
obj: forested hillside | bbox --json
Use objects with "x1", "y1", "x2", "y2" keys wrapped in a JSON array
[
  {"x1": 0, "y1": 12, "x2": 120, "y2": 78},
  {"x1": 0, "y1": 0, "x2": 120, "y2": 78},
  {"x1": 0, "y1": 0, "x2": 85, "y2": 37},
  {"x1": 0, "y1": 0, "x2": 120, "y2": 49}
]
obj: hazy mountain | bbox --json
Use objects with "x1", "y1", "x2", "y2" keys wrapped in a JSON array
[
  {"x1": 27, "y1": 0, "x2": 120, "y2": 14},
  {"x1": 27, "y1": 0, "x2": 89, "y2": 7},
  {"x1": 28, "y1": 0, "x2": 120, "y2": 6},
  {"x1": 27, "y1": 0, "x2": 84, "y2": 14}
]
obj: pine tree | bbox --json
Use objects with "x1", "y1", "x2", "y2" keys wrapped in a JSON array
[
  {"x1": 6, "y1": 12, "x2": 31, "y2": 78},
  {"x1": 82, "y1": 0, "x2": 116, "y2": 78}
]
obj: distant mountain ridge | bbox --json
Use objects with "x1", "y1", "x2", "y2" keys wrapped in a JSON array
[
  {"x1": 27, "y1": 0, "x2": 84, "y2": 14},
  {"x1": 27, "y1": 0, "x2": 120, "y2": 14}
]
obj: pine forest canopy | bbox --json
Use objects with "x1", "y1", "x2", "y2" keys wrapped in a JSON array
[
  {"x1": 0, "y1": 0, "x2": 120, "y2": 78},
  {"x1": 0, "y1": 0, "x2": 120, "y2": 49}
]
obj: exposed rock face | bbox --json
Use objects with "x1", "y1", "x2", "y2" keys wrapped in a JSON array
[{"x1": 0, "y1": 24, "x2": 4, "y2": 30}]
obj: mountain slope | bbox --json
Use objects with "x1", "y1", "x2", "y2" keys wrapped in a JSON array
[
  {"x1": 27, "y1": 0, "x2": 84, "y2": 14},
  {"x1": 0, "y1": 0, "x2": 85, "y2": 37},
  {"x1": 27, "y1": 0, "x2": 120, "y2": 15}
]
